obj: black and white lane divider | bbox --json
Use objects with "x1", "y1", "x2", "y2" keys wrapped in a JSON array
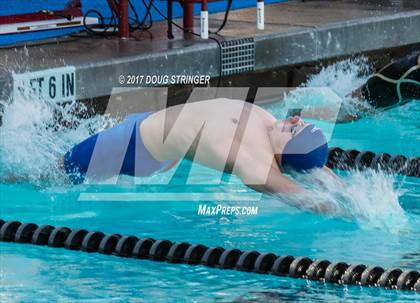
[{"x1": 0, "y1": 219, "x2": 419, "y2": 292}]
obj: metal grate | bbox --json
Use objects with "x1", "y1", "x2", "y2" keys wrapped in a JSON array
[{"x1": 221, "y1": 38, "x2": 255, "y2": 76}]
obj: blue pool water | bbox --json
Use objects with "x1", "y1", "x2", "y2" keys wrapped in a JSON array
[{"x1": 0, "y1": 59, "x2": 419, "y2": 302}]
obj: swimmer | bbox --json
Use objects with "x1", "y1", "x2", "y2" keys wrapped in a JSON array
[
  {"x1": 62, "y1": 98, "x2": 337, "y2": 211},
  {"x1": 346, "y1": 48, "x2": 420, "y2": 120}
]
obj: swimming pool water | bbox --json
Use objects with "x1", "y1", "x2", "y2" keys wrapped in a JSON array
[{"x1": 0, "y1": 60, "x2": 419, "y2": 302}]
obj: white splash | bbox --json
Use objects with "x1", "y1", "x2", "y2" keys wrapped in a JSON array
[
  {"x1": 269, "y1": 57, "x2": 409, "y2": 231},
  {"x1": 0, "y1": 93, "x2": 110, "y2": 185},
  {"x1": 305, "y1": 57, "x2": 371, "y2": 96},
  {"x1": 290, "y1": 169, "x2": 407, "y2": 232},
  {"x1": 305, "y1": 57, "x2": 376, "y2": 119},
  {"x1": 268, "y1": 57, "x2": 375, "y2": 121}
]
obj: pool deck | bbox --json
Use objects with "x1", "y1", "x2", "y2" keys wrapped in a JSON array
[{"x1": 0, "y1": 0, "x2": 419, "y2": 101}]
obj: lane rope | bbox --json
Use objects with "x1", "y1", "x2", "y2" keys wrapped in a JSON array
[
  {"x1": 0, "y1": 219, "x2": 419, "y2": 292},
  {"x1": 327, "y1": 147, "x2": 419, "y2": 178}
]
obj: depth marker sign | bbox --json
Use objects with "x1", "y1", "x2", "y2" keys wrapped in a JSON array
[{"x1": 13, "y1": 66, "x2": 77, "y2": 103}]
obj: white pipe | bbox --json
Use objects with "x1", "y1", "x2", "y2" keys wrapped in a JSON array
[
  {"x1": 257, "y1": 1, "x2": 265, "y2": 30},
  {"x1": 201, "y1": 10, "x2": 209, "y2": 39}
]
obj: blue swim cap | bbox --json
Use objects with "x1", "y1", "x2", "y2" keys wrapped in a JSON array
[{"x1": 280, "y1": 124, "x2": 328, "y2": 172}]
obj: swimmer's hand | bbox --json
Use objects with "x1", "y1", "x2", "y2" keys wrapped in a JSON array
[
  {"x1": 298, "y1": 197, "x2": 352, "y2": 218},
  {"x1": 287, "y1": 195, "x2": 337, "y2": 215},
  {"x1": 274, "y1": 187, "x2": 352, "y2": 218},
  {"x1": 313, "y1": 200, "x2": 342, "y2": 215},
  {"x1": 322, "y1": 166, "x2": 345, "y2": 186}
]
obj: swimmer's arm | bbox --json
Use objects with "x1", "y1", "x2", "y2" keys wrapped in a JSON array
[
  {"x1": 238, "y1": 164, "x2": 341, "y2": 214},
  {"x1": 243, "y1": 166, "x2": 338, "y2": 214},
  {"x1": 237, "y1": 163, "x2": 304, "y2": 195}
]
